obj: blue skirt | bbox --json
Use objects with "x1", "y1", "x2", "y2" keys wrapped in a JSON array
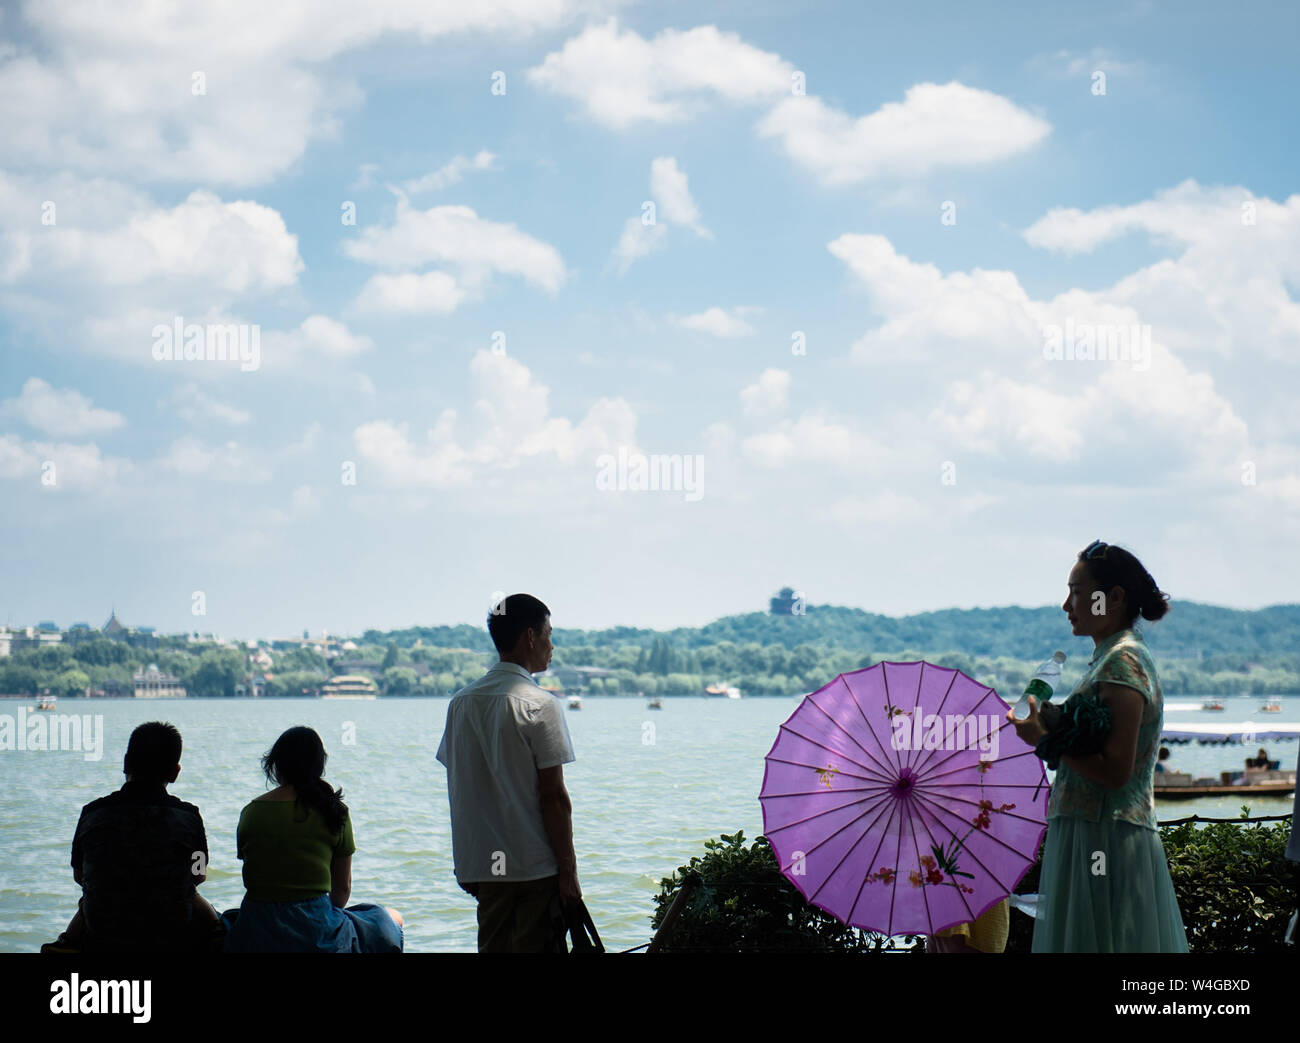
[
  {"x1": 1032, "y1": 815, "x2": 1188, "y2": 953},
  {"x1": 222, "y1": 893, "x2": 402, "y2": 953}
]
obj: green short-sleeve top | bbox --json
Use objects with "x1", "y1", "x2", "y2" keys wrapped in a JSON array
[
  {"x1": 1047, "y1": 626, "x2": 1163, "y2": 830},
  {"x1": 236, "y1": 798, "x2": 356, "y2": 902}
]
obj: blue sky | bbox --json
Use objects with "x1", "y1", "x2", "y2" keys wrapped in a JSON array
[{"x1": 1, "y1": 0, "x2": 1298, "y2": 639}]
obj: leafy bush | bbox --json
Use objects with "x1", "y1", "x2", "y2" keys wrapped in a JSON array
[
  {"x1": 658, "y1": 815, "x2": 1300, "y2": 953},
  {"x1": 1163, "y1": 809, "x2": 1299, "y2": 953},
  {"x1": 650, "y1": 832, "x2": 922, "y2": 953},
  {"x1": 1006, "y1": 808, "x2": 1300, "y2": 952}
]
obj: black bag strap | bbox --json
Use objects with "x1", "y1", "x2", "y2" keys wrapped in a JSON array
[{"x1": 565, "y1": 899, "x2": 604, "y2": 953}]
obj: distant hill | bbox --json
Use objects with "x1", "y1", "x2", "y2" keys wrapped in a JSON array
[{"x1": 372, "y1": 601, "x2": 1300, "y2": 659}]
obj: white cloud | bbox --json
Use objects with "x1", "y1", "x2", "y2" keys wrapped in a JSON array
[
  {"x1": 351, "y1": 163, "x2": 380, "y2": 190},
  {"x1": 526, "y1": 19, "x2": 793, "y2": 129},
  {"x1": 530, "y1": 23, "x2": 1047, "y2": 187},
  {"x1": 353, "y1": 350, "x2": 638, "y2": 488},
  {"x1": 0, "y1": 433, "x2": 127, "y2": 489},
  {"x1": 1, "y1": 378, "x2": 125, "y2": 436},
  {"x1": 352, "y1": 271, "x2": 467, "y2": 315},
  {"x1": 1, "y1": 1, "x2": 586, "y2": 186},
  {"x1": 1026, "y1": 48, "x2": 1145, "y2": 80},
  {"x1": 157, "y1": 437, "x2": 272, "y2": 483},
  {"x1": 267, "y1": 315, "x2": 374, "y2": 358},
  {"x1": 677, "y1": 306, "x2": 757, "y2": 339},
  {"x1": 829, "y1": 233, "x2": 1040, "y2": 364},
  {"x1": 650, "y1": 157, "x2": 709, "y2": 237},
  {"x1": 741, "y1": 412, "x2": 888, "y2": 469},
  {"x1": 740, "y1": 369, "x2": 790, "y2": 415},
  {"x1": 1024, "y1": 181, "x2": 1300, "y2": 364},
  {"x1": 168, "y1": 383, "x2": 252, "y2": 426},
  {"x1": 0, "y1": 185, "x2": 302, "y2": 292},
  {"x1": 344, "y1": 198, "x2": 566, "y2": 310},
  {"x1": 613, "y1": 216, "x2": 668, "y2": 273},
  {"x1": 757, "y1": 82, "x2": 1051, "y2": 186},
  {"x1": 402, "y1": 151, "x2": 498, "y2": 194},
  {"x1": 613, "y1": 157, "x2": 709, "y2": 272},
  {"x1": 827, "y1": 224, "x2": 1258, "y2": 480}
]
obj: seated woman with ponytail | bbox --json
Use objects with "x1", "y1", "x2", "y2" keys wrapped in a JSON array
[{"x1": 222, "y1": 726, "x2": 403, "y2": 953}]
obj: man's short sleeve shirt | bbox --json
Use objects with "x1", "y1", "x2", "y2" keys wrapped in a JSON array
[{"x1": 436, "y1": 662, "x2": 575, "y2": 883}]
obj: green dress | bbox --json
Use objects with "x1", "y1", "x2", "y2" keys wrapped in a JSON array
[{"x1": 1032, "y1": 626, "x2": 1189, "y2": 952}]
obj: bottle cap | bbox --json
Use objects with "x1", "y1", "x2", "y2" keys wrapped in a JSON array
[{"x1": 1052, "y1": 650, "x2": 1066, "y2": 663}]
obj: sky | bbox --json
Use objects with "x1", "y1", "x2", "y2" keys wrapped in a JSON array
[{"x1": 1, "y1": 0, "x2": 1298, "y2": 639}]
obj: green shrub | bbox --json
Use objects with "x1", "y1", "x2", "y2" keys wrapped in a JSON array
[
  {"x1": 658, "y1": 814, "x2": 1300, "y2": 953},
  {"x1": 1006, "y1": 808, "x2": 1299, "y2": 952},
  {"x1": 650, "y1": 832, "x2": 922, "y2": 953}
]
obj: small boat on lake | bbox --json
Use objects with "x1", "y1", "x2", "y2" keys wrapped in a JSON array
[
  {"x1": 1201, "y1": 699, "x2": 1225, "y2": 711},
  {"x1": 1260, "y1": 699, "x2": 1282, "y2": 713},
  {"x1": 1155, "y1": 767, "x2": 1296, "y2": 800},
  {"x1": 1156, "y1": 722, "x2": 1298, "y2": 798},
  {"x1": 36, "y1": 696, "x2": 56, "y2": 711},
  {"x1": 647, "y1": 697, "x2": 663, "y2": 710},
  {"x1": 704, "y1": 684, "x2": 741, "y2": 699},
  {"x1": 567, "y1": 696, "x2": 582, "y2": 711}
]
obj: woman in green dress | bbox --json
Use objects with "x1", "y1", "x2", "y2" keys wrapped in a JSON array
[{"x1": 1008, "y1": 540, "x2": 1188, "y2": 952}]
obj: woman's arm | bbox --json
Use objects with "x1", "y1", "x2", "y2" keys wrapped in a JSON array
[
  {"x1": 330, "y1": 854, "x2": 352, "y2": 908},
  {"x1": 1058, "y1": 683, "x2": 1144, "y2": 789}
]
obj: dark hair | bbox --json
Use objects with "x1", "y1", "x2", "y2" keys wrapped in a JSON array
[
  {"x1": 487, "y1": 593, "x2": 550, "y2": 656},
  {"x1": 124, "y1": 721, "x2": 182, "y2": 783},
  {"x1": 262, "y1": 726, "x2": 347, "y2": 835},
  {"x1": 1077, "y1": 541, "x2": 1170, "y2": 629}
]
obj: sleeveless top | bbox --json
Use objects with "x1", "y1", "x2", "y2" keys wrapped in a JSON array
[{"x1": 1047, "y1": 626, "x2": 1162, "y2": 830}]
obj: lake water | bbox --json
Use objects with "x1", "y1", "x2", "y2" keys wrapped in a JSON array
[{"x1": 1, "y1": 694, "x2": 1295, "y2": 953}]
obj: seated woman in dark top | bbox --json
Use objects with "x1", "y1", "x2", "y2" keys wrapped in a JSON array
[
  {"x1": 1249, "y1": 747, "x2": 1271, "y2": 769},
  {"x1": 221, "y1": 726, "x2": 403, "y2": 953}
]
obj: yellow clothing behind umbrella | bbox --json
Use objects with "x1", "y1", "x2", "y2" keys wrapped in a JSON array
[{"x1": 932, "y1": 898, "x2": 1009, "y2": 952}]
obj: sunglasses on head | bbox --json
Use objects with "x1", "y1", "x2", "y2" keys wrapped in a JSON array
[{"x1": 1083, "y1": 539, "x2": 1108, "y2": 559}]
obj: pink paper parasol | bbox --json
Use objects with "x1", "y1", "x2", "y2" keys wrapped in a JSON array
[{"x1": 760, "y1": 660, "x2": 1048, "y2": 937}]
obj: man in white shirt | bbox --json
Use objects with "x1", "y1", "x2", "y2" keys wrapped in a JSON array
[{"x1": 436, "y1": 593, "x2": 580, "y2": 952}]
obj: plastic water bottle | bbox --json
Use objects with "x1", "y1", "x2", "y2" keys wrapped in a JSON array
[{"x1": 1012, "y1": 650, "x2": 1066, "y2": 721}]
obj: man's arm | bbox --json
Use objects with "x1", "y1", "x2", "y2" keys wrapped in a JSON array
[{"x1": 538, "y1": 765, "x2": 580, "y2": 902}]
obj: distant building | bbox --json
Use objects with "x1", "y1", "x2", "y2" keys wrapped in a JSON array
[
  {"x1": 544, "y1": 665, "x2": 614, "y2": 693},
  {"x1": 103, "y1": 610, "x2": 127, "y2": 638},
  {"x1": 770, "y1": 587, "x2": 803, "y2": 615},
  {"x1": 321, "y1": 674, "x2": 378, "y2": 698},
  {"x1": 0, "y1": 627, "x2": 11, "y2": 657},
  {"x1": 235, "y1": 673, "x2": 269, "y2": 698},
  {"x1": 133, "y1": 664, "x2": 187, "y2": 699},
  {"x1": 64, "y1": 622, "x2": 94, "y2": 646},
  {"x1": 96, "y1": 680, "x2": 130, "y2": 698}
]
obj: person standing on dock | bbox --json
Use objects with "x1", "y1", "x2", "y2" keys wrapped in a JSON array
[
  {"x1": 437, "y1": 593, "x2": 580, "y2": 952},
  {"x1": 1008, "y1": 540, "x2": 1188, "y2": 952}
]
